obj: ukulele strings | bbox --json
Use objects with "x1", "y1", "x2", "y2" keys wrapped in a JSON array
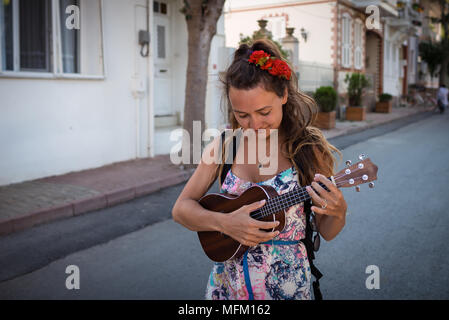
[{"x1": 251, "y1": 176, "x2": 365, "y2": 220}]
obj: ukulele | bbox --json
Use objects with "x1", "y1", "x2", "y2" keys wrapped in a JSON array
[{"x1": 197, "y1": 154, "x2": 378, "y2": 262}]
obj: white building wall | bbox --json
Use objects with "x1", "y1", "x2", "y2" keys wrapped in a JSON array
[
  {"x1": 0, "y1": 0, "x2": 141, "y2": 186},
  {"x1": 224, "y1": 0, "x2": 334, "y2": 66}
]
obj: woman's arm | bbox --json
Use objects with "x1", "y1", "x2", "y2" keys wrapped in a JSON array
[
  {"x1": 172, "y1": 135, "x2": 279, "y2": 246},
  {"x1": 172, "y1": 136, "x2": 225, "y2": 232}
]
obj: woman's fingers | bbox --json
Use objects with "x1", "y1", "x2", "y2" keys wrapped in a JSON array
[
  {"x1": 244, "y1": 199, "x2": 266, "y2": 213},
  {"x1": 306, "y1": 184, "x2": 325, "y2": 207},
  {"x1": 234, "y1": 199, "x2": 281, "y2": 246},
  {"x1": 243, "y1": 230, "x2": 279, "y2": 246}
]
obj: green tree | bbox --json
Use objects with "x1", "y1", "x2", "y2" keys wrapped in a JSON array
[
  {"x1": 238, "y1": 20, "x2": 289, "y2": 60},
  {"x1": 421, "y1": 0, "x2": 449, "y2": 85}
]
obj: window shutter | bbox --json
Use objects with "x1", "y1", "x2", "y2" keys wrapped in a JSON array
[
  {"x1": 342, "y1": 17, "x2": 351, "y2": 68},
  {"x1": 354, "y1": 21, "x2": 363, "y2": 69}
]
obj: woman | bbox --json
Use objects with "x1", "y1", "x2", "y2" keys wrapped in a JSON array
[{"x1": 172, "y1": 39, "x2": 348, "y2": 300}]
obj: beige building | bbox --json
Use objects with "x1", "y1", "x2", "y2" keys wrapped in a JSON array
[{"x1": 224, "y1": 0, "x2": 422, "y2": 110}]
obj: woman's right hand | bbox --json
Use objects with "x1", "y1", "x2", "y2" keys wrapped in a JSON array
[{"x1": 220, "y1": 200, "x2": 280, "y2": 247}]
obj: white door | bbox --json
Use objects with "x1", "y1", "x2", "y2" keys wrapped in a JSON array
[
  {"x1": 134, "y1": 2, "x2": 150, "y2": 158},
  {"x1": 153, "y1": 2, "x2": 172, "y2": 116}
]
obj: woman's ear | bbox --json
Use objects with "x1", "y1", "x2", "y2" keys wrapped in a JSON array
[{"x1": 282, "y1": 88, "x2": 288, "y2": 105}]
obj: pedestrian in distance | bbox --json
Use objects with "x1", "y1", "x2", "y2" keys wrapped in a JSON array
[
  {"x1": 172, "y1": 39, "x2": 348, "y2": 300},
  {"x1": 436, "y1": 83, "x2": 448, "y2": 114}
]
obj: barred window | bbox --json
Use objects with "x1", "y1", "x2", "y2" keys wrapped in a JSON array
[{"x1": 0, "y1": 0, "x2": 104, "y2": 76}]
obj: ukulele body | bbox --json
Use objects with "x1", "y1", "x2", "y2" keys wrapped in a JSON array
[{"x1": 197, "y1": 185, "x2": 285, "y2": 262}]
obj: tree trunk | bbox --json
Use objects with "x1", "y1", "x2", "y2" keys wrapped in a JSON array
[{"x1": 182, "y1": 0, "x2": 225, "y2": 166}]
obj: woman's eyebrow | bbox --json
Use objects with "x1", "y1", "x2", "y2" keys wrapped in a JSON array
[{"x1": 232, "y1": 106, "x2": 272, "y2": 113}]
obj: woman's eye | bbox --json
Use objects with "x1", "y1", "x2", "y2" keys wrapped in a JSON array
[
  {"x1": 260, "y1": 112, "x2": 271, "y2": 116},
  {"x1": 237, "y1": 114, "x2": 248, "y2": 118}
]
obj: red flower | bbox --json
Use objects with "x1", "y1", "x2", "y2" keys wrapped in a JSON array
[
  {"x1": 248, "y1": 50, "x2": 270, "y2": 66},
  {"x1": 248, "y1": 50, "x2": 291, "y2": 80},
  {"x1": 268, "y1": 59, "x2": 291, "y2": 80}
]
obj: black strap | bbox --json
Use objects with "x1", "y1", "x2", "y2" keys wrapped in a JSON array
[
  {"x1": 301, "y1": 198, "x2": 323, "y2": 300},
  {"x1": 219, "y1": 131, "x2": 237, "y2": 186}
]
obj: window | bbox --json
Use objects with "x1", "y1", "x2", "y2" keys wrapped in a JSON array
[
  {"x1": 0, "y1": 0, "x2": 13, "y2": 70},
  {"x1": 0, "y1": 0, "x2": 104, "y2": 77},
  {"x1": 157, "y1": 25, "x2": 165, "y2": 59},
  {"x1": 154, "y1": 1, "x2": 167, "y2": 15},
  {"x1": 0, "y1": 0, "x2": 52, "y2": 72},
  {"x1": 341, "y1": 14, "x2": 352, "y2": 68},
  {"x1": 354, "y1": 20, "x2": 363, "y2": 70}
]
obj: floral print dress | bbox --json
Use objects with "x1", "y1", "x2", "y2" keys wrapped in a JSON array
[{"x1": 205, "y1": 166, "x2": 312, "y2": 300}]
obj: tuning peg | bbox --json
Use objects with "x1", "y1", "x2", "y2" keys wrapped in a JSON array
[
  {"x1": 369, "y1": 182, "x2": 375, "y2": 189},
  {"x1": 358, "y1": 154, "x2": 366, "y2": 160},
  {"x1": 345, "y1": 160, "x2": 352, "y2": 166},
  {"x1": 355, "y1": 186, "x2": 360, "y2": 192}
]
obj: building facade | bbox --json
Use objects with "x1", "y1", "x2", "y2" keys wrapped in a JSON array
[{"x1": 0, "y1": 0, "x2": 227, "y2": 186}]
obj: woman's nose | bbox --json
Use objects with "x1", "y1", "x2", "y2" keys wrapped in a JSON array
[{"x1": 249, "y1": 117, "x2": 263, "y2": 130}]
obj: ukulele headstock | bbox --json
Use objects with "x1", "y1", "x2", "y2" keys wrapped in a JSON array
[{"x1": 334, "y1": 154, "x2": 378, "y2": 191}]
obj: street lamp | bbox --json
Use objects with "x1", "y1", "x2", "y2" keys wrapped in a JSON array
[{"x1": 300, "y1": 27, "x2": 309, "y2": 42}]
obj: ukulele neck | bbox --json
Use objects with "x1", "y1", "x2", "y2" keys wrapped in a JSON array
[{"x1": 250, "y1": 179, "x2": 332, "y2": 220}]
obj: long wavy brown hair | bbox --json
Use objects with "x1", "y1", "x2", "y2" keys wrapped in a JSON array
[{"x1": 218, "y1": 39, "x2": 342, "y2": 187}]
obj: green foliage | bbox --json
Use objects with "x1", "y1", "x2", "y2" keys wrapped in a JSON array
[
  {"x1": 314, "y1": 86, "x2": 337, "y2": 112},
  {"x1": 344, "y1": 73, "x2": 370, "y2": 107},
  {"x1": 378, "y1": 93, "x2": 393, "y2": 102},
  {"x1": 419, "y1": 41, "x2": 445, "y2": 77},
  {"x1": 239, "y1": 34, "x2": 289, "y2": 61}
]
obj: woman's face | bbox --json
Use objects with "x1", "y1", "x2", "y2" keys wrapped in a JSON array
[{"x1": 229, "y1": 85, "x2": 287, "y2": 134}]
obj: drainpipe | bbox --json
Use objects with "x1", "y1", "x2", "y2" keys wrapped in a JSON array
[{"x1": 147, "y1": 0, "x2": 155, "y2": 157}]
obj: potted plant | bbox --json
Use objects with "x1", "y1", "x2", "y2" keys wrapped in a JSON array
[
  {"x1": 313, "y1": 86, "x2": 337, "y2": 129},
  {"x1": 375, "y1": 93, "x2": 393, "y2": 113},
  {"x1": 344, "y1": 73, "x2": 370, "y2": 121}
]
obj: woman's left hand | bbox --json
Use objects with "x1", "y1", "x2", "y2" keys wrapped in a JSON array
[{"x1": 305, "y1": 173, "x2": 347, "y2": 220}]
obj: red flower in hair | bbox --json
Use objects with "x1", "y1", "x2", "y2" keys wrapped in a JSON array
[
  {"x1": 248, "y1": 50, "x2": 291, "y2": 80},
  {"x1": 248, "y1": 50, "x2": 270, "y2": 66},
  {"x1": 268, "y1": 59, "x2": 292, "y2": 80}
]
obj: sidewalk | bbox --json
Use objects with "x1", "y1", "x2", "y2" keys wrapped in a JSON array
[{"x1": 0, "y1": 105, "x2": 434, "y2": 236}]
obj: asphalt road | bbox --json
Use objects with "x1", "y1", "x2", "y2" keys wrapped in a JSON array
[{"x1": 0, "y1": 110, "x2": 448, "y2": 300}]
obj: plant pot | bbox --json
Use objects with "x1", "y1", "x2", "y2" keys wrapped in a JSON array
[
  {"x1": 313, "y1": 110, "x2": 336, "y2": 129},
  {"x1": 375, "y1": 101, "x2": 392, "y2": 113},
  {"x1": 346, "y1": 106, "x2": 366, "y2": 121}
]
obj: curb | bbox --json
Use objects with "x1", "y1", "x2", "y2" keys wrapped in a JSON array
[
  {"x1": 327, "y1": 107, "x2": 434, "y2": 140},
  {"x1": 0, "y1": 168, "x2": 194, "y2": 237}
]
